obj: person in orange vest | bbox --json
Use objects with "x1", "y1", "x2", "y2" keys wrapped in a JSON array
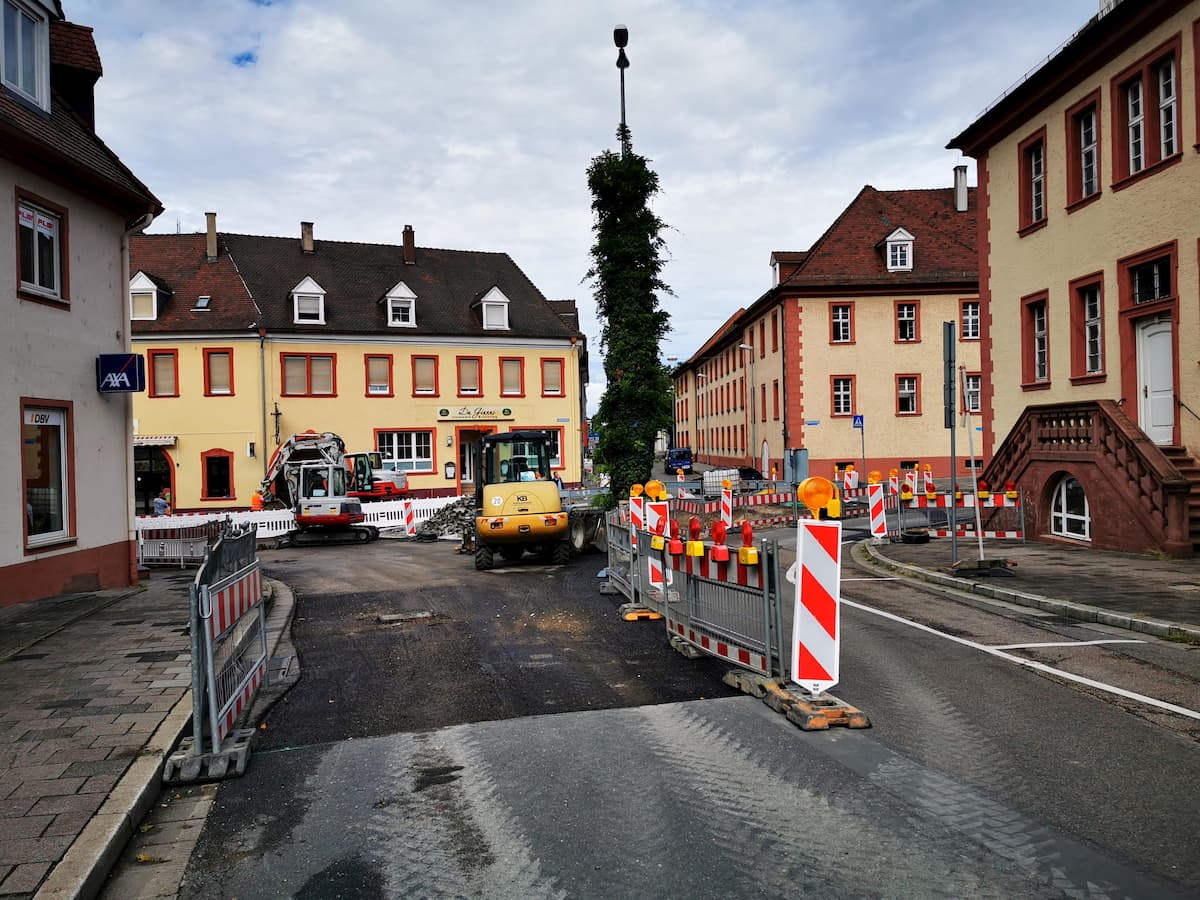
[{"x1": 250, "y1": 491, "x2": 264, "y2": 511}]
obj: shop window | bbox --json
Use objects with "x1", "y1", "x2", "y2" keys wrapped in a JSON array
[{"x1": 23, "y1": 402, "x2": 71, "y2": 545}]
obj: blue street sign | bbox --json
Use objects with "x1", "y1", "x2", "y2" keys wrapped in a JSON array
[
  {"x1": 852, "y1": 414, "x2": 864, "y2": 429},
  {"x1": 805, "y1": 420, "x2": 821, "y2": 426}
]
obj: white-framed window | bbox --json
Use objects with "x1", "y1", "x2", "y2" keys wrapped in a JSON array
[
  {"x1": 1028, "y1": 141, "x2": 1045, "y2": 222},
  {"x1": 1050, "y1": 476, "x2": 1090, "y2": 540},
  {"x1": 832, "y1": 377, "x2": 853, "y2": 416},
  {"x1": 896, "y1": 303, "x2": 917, "y2": 342},
  {"x1": 457, "y1": 357, "x2": 481, "y2": 395},
  {"x1": 1033, "y1": 302, "x2": 1048, "y2": 382},
  {"x1": 290, "y1": 276, "x2": 326, "y2": 324},
  {"x1": 413, "y1": 357, "x2": 437, "y2": 395},
  {"x1": 897, "y1": 375, "x2": 918, "y2": 414},
  {"x1": 478, "y1": 286, "x2": 510, "y2": 330},
  {"x1": 23, "y1": 404, "x2": 70, "y2": 545},
  {"x1": 1082, "y1": 285, "x2": 1103, "y2": 374},
  {"x1": 500, "y1": 358, "x2": 522, "y2": 396},
  {"x1": 961, "y1": 301, "x2": 980, "y2": 339},
  {"x1": 17, "y1": 198, "x2": 61, "y2": 298},
  {"x1": 885, "y1": 228, "x2": 913, "y2": 272},
  {"x1": 964, "y1": 374, "x2": 981, "y2": 413},
  {"x1": 1131, "y1": 256, "x2": 1171, "y2": 305},
  {"x1": 386, "y1": 280, "x2": 417, "y2": 327},
  {"x1": 1157, "y1": 57, "x2": 1176, "y2": 159},
  {"x1": 2, "y1": 0, "x2": 49, "y2": 110},
  {"x1": 831, "y1": 304, "x2": 852, "y2": 342},
  {"x1": 366, "y1": 356, "x2": 391, "y2": 395},
  {"x1": 129, "y1": 271, "x2": 159, "y2": 320},
  {"x1": 1079, "y1": 108, "x2": 1098, "y2": 198},
  {"x1": 1126, "y1": 79, "x2": 1144, "y2": 174},
  {"x1": 377, "y1": 430, "x2": 433, "y2": 473},
  {"x1": 541, "y1": 359, "x2": 563, "y2": 396}
]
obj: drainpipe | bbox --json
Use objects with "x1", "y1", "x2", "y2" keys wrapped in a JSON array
[
  {"x1": 122, "y1": 211, "x2": 155, "y2": 581},
  {"x1": 258, "y1": 328, "x2": 268, "y2": 477}
]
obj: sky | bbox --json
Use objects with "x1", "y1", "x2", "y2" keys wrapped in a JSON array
[{"x1": 77, "y1": 0, "x2": 1103, "y2": 415}]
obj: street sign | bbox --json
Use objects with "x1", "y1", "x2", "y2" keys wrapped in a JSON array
[
  {"x1": 852, "y1": 414, "x2": 864, "y2": 429},
  {"x1": 805, "y1": 419, "x2": 821, "y2": 426}
]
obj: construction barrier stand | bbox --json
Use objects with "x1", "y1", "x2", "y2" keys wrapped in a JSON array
[{"x1": 792, "y1": 518, "x2": 841, "y2": 695}]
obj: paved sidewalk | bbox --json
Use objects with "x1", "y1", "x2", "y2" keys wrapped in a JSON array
[
  {"x1": 860, "y1": 538, "x2": 1200, "y2": 640},
  {"x1": 0, "y1": 570, "x2": 293, "y2": 899}
]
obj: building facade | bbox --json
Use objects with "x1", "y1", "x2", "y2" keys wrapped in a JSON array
[
  {"x1": 675, "y1": 175, "x2": 981, "y2": 484},
  {"x1": 130, "y1": 218, "x2": 587, "y2": 511},
  {"x1": 2, "y1": 2, "x2": 161, "y2": 605},
  {"x1": 949, "y1": 0, "x2": 1199, "y2": 555}
]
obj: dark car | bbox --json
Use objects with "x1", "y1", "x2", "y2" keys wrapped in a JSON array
[
  {"x1": 737, "y1": 466, "x2": 764, "y2": 482},
  {"x1": 666, "y1": 448, "x2": 693, "y2": 474}
]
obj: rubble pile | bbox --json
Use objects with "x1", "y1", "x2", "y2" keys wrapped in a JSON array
[{"x1": 415, "y1": 497, "x2": 475, "y2": 542}]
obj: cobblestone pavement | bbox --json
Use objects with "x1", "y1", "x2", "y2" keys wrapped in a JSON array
[{"x1": 0, "y1": 572, "x2": 193, "y2": 898}]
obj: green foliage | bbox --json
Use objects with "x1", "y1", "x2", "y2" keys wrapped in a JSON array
[{"x1": 587, "y1": 127, "x2": 673, "y2": 501}]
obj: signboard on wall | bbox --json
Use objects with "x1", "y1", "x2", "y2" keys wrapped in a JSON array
[
  {"x1": 95, "y1": 354, "x2": 146, "y2": 393},
  {"x1": 437, "y1": 407, "x2": 515, "y2": 421}
]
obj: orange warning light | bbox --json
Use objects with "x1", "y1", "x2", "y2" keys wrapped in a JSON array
[{"x1": 798, "y1": 476, "x2": 835, "y2": 515}]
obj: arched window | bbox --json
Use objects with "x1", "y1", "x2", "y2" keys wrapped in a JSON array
[{"x1": 1050, "y1": 476, "x2": 1089, "y2": 540}]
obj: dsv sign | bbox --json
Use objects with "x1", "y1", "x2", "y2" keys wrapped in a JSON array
[{"x1": 95, "y1": 354, "x2": 146, "y2": 394}]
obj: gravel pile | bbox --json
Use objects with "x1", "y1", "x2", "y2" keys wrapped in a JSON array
[{"x1": 415, "y1": 497, "x2": 475, "y2": 542}]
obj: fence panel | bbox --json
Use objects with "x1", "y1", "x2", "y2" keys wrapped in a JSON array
[
  {"x1": 138, "y1": 519, "x2": 224, "y2": 567},
  {"x1": 604, "y1": 509, "x2": 636, "y2": 604}
]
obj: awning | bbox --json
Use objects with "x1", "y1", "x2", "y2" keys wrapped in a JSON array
[{"x1": 134, "y1": 434, "x2": 177, "y2": 447}]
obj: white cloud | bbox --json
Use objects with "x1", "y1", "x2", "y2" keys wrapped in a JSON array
[{"x1": 74, "y1": 0, "x2": 1101, "y2": 411}]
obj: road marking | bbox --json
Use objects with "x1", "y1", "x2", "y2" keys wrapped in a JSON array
[
  {"x1": 989, "y1": 639, "x2": 1145, "y2": 650},
  {"x1": 842, "y1": 598, "x2": 1200, "y2": 721},
  {"x1": 842, "y1": 576, "x2": 901, "y2": 582}
]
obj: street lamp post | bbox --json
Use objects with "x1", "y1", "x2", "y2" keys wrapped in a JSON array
[
  {"x1": 696, "y1": 372, "x2": 708, "y2": 465},
  {"x1": 613, "y1": 25, "x2": 630, "y2": 157},
  {"x1": 738, "y1": 344, "x2": 755, "y2": 468}
]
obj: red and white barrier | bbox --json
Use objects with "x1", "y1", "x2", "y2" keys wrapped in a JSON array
[
  {"x1": 842, "y1": 468, "x2": 859, "y2": 491},
  {"x1": 669, "y1": 552, "x2": 765, "y2": 590},
  {"x1": 645, "y1": 500, "x2": 670, "y2": 587},
  {"x1": 206, "y1": 564, "x2": 263, "y2": 640},
  {"x1": 665, "y1": 613, "x2": 769, "y2": 674},
  {"x1": 404, "y1": 499, "x2": 416, "y2": 537},
  {"x1": 792, "y1": 519, "x2": 841, "y2": 695},
  {"x1": 868, "y1": 484, "x2": 886, "y2": 540},
  {"x1": 929, "y1": 529, "x2": 1024, "y2": 539},
  {"x1": 922, "y1": 467, "x2": 935, "y2": 494},
  {"x1": 630, "y1": 495, "x2": 644, "y2": 549},
  {"x1": 219, "y1": 659, "x2": 266, "y2": 745},
  {"x1": 889, "y1": 473, "x2": 899, "y2": 495},
  {"x1": 720, "y1": 488, "x2": 732, "y2": 528}
]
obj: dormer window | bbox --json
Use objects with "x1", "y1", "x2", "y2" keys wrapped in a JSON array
[
  {"x1": 385, "y1": 280, "x2": 417, "y2": 327},
  {"x1": 291, "y1": 276, "x2": 326, "y2": 325},
  {"x1": 478, "y1": 286, "x2": 510, "y2": 330},
  {"x1": 129, "y1": 271, "x2": 159, "y2": 321},
  {"x1": 885, "y1": 228, "x2": 914, "y2": 272},
  {"x1": 2, "y1": 0, "x2": 50, "y2": 110}
]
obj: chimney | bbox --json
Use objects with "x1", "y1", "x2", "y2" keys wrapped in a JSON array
[
  {"x1": 402, "y1": 225, "x2": 415, "y2": 265},
  {"x1": 205, "y1": 212, "x2": 217, "y2": 261},
  {"x1": 300, "y1": 221, "x2": 314, "y2": 255},
  {"x1": 954, "y1": 165, "x2": 968, "y2": 212}
]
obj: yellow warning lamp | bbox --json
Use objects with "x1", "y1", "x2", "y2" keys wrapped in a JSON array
[
  {"x1": 900, "y1": 482, "x2": 914, "y2": 501},
  {"x1": 1005, "y1": 480, "x2": 1019, "y2": 500},
  {"x1": 685, "y1": 516, "x2": 705, "y2": 556},
  {"x1": 738, "y1": 521, "x2": 758, "y2": 566},
  {"x1": 645, "y1": 479, "x2": 664, "y2": 501},
  {"x1": 650, "y1": 533, "x2": 666, "y2": 551},
  {"x1": 889, "y1": 467, "x2": 899, "y2": 478},
  {"x1": 630, "y1": 483, "x2": 644, "y2": 498},
  {"x1": 867, "y1": 470, "x2": 881, "y2": 484},
  {"x1": 721, "y1": 479, "x2": 732, "y2": 491},
  {"x1": 977, "y1": 479, "x2": 991, "y2": 500},
  {"x1": 797, "y1": 476, "x2": 835, "y2": 517}
]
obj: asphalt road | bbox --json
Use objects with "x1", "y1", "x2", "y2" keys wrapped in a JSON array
[{"x1": 176, "y1": 537, "x2": 1200, "y2": 898}]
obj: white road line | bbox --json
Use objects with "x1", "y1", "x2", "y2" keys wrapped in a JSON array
[
  {"x1": 842, "y1": 598, "x2": 1200, "y2": 721},
  {"x1": 842, "y1": 577, "x2": 901, "y2": 582},
  {"x1": 990, "y1": 639, "x2": 1145, "y2": 650}
]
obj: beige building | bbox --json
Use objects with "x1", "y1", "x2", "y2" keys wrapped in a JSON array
[
  {"x1": 2, "y1": 4, "x2": 161, "y2": 605},
  {"x1": 949, "y1": 0, "x2": 1199, "y2": 555},
  {"x1": 130, "y1": 219, "x2": 587, "y2": 511},
  {"x1": 675, "y1": 176, "x2": 981, "y2": 483}
]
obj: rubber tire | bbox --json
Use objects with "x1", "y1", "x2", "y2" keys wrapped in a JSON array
[
  {"x1": 569, "y1": 516, "x2": 587, "y2": 552},
  {"x1": 475, "y1": 544, "x2": 494, "y2": 570},
  {"x1": 499, "y1": 546, "x2": 524, "y2": 561},
  {"x1": 552, "y1": 541, "x2": 571, "y2": 565}
]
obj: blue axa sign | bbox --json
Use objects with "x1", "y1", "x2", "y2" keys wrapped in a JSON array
[{"x1": 95, "y1": 353, "x2": 146, "y2": 393}]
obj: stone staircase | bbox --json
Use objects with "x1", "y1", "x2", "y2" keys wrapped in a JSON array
[{"x1": 1160, "y1": 446, "x2": 1200, "y2": 555}]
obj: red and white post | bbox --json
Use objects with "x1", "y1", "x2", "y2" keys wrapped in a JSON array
[
  {"x1": 868, "y1": 483, "x2": 887, "y2": 541},
  {"x1": 629, "y1": 494, "x2": 644, "y2": 549},
  {"x1": 404, "y1": 499, "x2": 416, "y2": 537},
  {"x1": 792, "y1": 518, "x2": 842, "y2": 696},
  {"x1": 720, "y1": 487, "x2": 733, "y2": 529},
  {"x1": 645, "y1": 500, "x2": 669, "y2": 587}
]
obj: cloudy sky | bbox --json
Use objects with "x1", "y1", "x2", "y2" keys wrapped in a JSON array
[{"x1": 78, "y1": 0, "x2": 1101, "y2": 413}]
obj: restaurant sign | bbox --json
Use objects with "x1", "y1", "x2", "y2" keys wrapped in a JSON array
[{"x1": 438, "y1": 406, "x2": 514, "y2": 421}]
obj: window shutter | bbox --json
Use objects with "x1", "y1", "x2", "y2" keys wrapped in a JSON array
[
  {"x1": 153, "y1": 354, "x2": 176, "y2": 395},
  {"x1": 414, "y1": 358, "x2": 435, "y2": 393},
  {"x1": 208, "y1": 352, "x2": 231, "y2": 393},
  {"x1": 131, "y1": 292, "x2": 155, "y2": 319},
  {"x1": 460, "y1": 358, "x2": 480, "y2": 392},
  {"x1": 284, "y1": 357, "x2": 307, "y2": 394},
  {"x1": 502, "y1": 360, "x2": 521, "y2": 394},
  {"x1": 311, "y1": 357, "x2": 334, "y2": 394},
  {"x1": 542, "y1": 360, "x2": 562, "y2": 394}
]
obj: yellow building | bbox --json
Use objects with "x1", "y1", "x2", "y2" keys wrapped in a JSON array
[
  {"x1": 675, "y1": 175, "x2": 981, "y2": 483},
  {"x1": 130, "y1": 217, "x2": 586, "y2": 513},
  {"x1": 949, "y1": 0, "x2": 1199, "y2": 555}
]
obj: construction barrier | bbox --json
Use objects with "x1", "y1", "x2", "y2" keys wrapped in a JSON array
[
  {"x1": 792, "y1": 519, "x2": 841, "y2": 694},
  {"x1": 137, "y1": 519, "x2": 224, "y2": 567},
  {"x1": 900, "y1": 490, "x2": 1026, "y2": 541}
]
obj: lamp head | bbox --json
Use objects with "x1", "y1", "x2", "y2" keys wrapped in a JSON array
[{"x1": 613, "y1": 25, "x2": 629, "y2": 48}]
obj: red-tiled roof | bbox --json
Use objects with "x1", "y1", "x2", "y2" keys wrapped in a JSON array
[
  {"x1": 129, "y1": 234, "x2": 260, "y2": 334},
  {"x1": 684, "y1": 308, "x2": 747, "y2": 367},
  {"x1": 49, "y1": 21, "x2": 102, "y2": 75},
  {"x1": 780, "y1": 186, "x2": 977, "y2": 287}
]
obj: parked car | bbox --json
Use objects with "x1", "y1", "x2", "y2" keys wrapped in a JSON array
[
  {"x1": 665, "y1": 448, "x2": 693, "y2": 474},
  {"x1": 737, "y1": 466, "x2": 764, "y2": 481}
]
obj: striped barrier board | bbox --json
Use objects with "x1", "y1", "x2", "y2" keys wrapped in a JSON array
[
  {"x1": 205, "y1": 564, "x2": 264, "y2": 640},
  {"x1": 721, "y1": 489, "x2": 732, "y2": 528},
  {"x1": 929, "y1": 529, "x2": 1024, "y2": 539},
  {"x1": 904, "y1": 494, "x2": 1021, "y2": 508},
  {"x1": 868, "y1": 484, "x2": 887, "y2": 539},
  {"x1": 630, "y1": 496, "x2": 644, "y2": 549},
  {"x1": 670, "y1": 552, "x2": 765, "y2": 589},
  {"x1": 404, "y1": 500, "x2": 416, "y2": 536},
  {"x1": 665, "y1": 612, "x2": 769, "y2": 674},
  {"x1": 792, "y1": 519, "x2": 841, "y2": 695}
]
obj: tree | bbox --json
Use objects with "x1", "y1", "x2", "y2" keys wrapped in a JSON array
[{"x1": 586, "y1": 126, "x2": 673, "y2": 502}]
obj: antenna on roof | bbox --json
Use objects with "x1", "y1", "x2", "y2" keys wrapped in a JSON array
[{"x1": 176, "y1": 217, "x2": 181, "y2": 234}]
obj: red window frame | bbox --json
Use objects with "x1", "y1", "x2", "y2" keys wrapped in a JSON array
[
  {"x1": 540, "y1": 357, "x2": 565, "y2": 396},
  {"x1": 411, "y1": 355, "x2": 439, "y2": 397},
  {"x1": 830, "y1": 302, "x2": 855, "y2": 344},
  {"x1": 1069, "y1": 272, "x2": 1106, "y2": 384},
  {"x1": 203, "y1": 347, "x2": 235, "y2": 397},
  {"x1": 20, "y1": 397, "x2": 76, "y2": 551},
  {"x1": 364, "y1": 354, "x2": 394, "y2": 398},
  {"x1": 960, "y1": 299, "x2": 981, "y2": 341},
  {"x1": 830, "y1": 376, "x2": 856, "y2": 418},
  {"x1": 499, "y1": 357, "x2": 525, "y2": 397},
  {"x1": 758, "y1": 321, "x2": 765, "y2": 358},
  {"x1": 760, "y1": 383, "x2": 767, "y2": 422},
  {"x1": 1064, "y1": 89, "x2": 1102, "y2": 210},
  {"x1": 200, "y1": 448, "x2": 235, "y2": 501},
  {"x1": 280, "y1": 353, "x2": 338, "y2": 397},
  {"x1": 14, "y1": 187, "x2": 71, "y2": 307},
  {"x1": 893, "y1": 299, "x2": 921, "y2": 343},
  {"x1": 147, "y1": 349, "x2": 179, "y2": 398},
  {"x1": 771, "y1": 311, "x2": 778, "y2": 352},
  {"x1": 1021, "y1": 291, "x2": 1051, "y2": 390},
  {"x1": 456, "y1": 355, "x2": 483, "y2": 398},
  {"x1": 1018, "y1": 127, "x2": 1048, "y2": 234},
  {"x1": 961, "y1": 371, "x2": 983, "y2": 414},
  {"x1": 772, "y1": 380, "x2": 780, "y2": 420},
  {"x1": 895, "y1": 373, "x2": 922, "y2": 416},
  {"x1": 1110, "y1": 35, "x2": 1182, "y2": 189}
]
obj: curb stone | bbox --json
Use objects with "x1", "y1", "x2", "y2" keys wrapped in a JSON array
[{"x1": 857, "y1": 540, "x2": 1200, "y2": 643}]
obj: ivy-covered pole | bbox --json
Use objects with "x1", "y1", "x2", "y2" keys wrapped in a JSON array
[{"x1": 586, "y1": 125, "x2": 673, "y2": 503}]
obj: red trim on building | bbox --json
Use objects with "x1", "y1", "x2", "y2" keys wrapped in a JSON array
[
  {"x1": 539, "y1": 356, "x2": 564, "y2": 397},
  {"x1": 1020, "y1": 290, "x2": 1051, "y2": 390},
  {"x1": 364, "y1": 353, "x2": 394, "y2": 398},
  {"x1": 411, "y1": 355, "x2": 439, "y2": 398},
  {"x1": 202, "y1": 347, "x2": 235, "y2": 397},
  {"x1": 456, "y1": 355, "x2": 484, "y2": 398},
  {"x1": 1017, "y1": 126, "x2": 1049, "y2": 235},
  {"x1": 499, "y1": 356, "x2": 525, "y2": 398},
  {"x1": 1064, "y1": 88, "x2": 1103, "y2": 211},
  {"x1": 200, "y1": 448, "x2": 236, "y2": 501},
  {"x1": 2, "y1": 539, "x2": 135, "y2": 608},
  {"x1": 147, "y1": 348, "x2": 179, "y2": 397},
  {"x1": 20, "y1": 396, "x2": 77, "y2": 554},
  {"x1": 1068, "y1": 271, "x2": 1106, "y2": 383}
]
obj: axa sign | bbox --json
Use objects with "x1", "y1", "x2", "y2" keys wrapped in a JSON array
[{"x1": 95, "y1": 354, "x2": 146, "y2": 393}]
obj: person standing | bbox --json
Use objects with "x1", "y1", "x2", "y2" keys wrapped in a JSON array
[{"x1": 153, "y1": 489, "x2": 171, "y2": 516}]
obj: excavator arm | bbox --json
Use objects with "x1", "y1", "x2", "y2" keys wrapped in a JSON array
[{"x1": 260, "y1": 431, "x2": 347, "y2": 507}]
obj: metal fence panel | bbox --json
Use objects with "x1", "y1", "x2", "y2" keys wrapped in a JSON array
[{"x1": 605, "y1": 509, "x2": 635, "y2": 604}]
